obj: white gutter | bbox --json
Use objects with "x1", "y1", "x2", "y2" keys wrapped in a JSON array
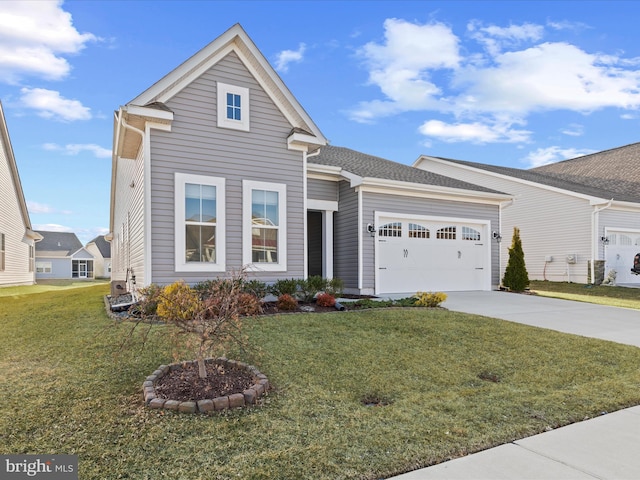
[{"x1": 591, "y1": 199, "x2": 613, "y2": 284}]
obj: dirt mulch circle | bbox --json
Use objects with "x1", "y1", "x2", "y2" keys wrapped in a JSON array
[{"x1": 154, "y1": 362, "x2": 256, "y2": 402}]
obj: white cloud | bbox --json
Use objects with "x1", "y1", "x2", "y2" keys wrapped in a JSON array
[
  {"x1": 561, "y1": 123, "x2": 584, "y2": 136},
  {"x1": 43, "y1": 142, "x2": 111, "y2": 158},
  {"x1": 419, "y1": 119, "x2": 531, "y2": 144},
  {"x1": 275, "y1": 43, "x2": 306, "y2": 73},
  {"x1": 348, "y1": 18, "x2": 460, "y2": 122},
  {"x1": 27, "y1": 201, "x2": 54, "y2": 214},
  {"x1": 524, "y1": 146, "x2": 596, "y2": 168},
  {"x1": 20, "y1": 88, "x2": 91, "y2": 121},
  {"x1": 350, "y1": 18, "x2": 640, "y2": 145},
  {"x1": 0, "y1": 0, "x2": 97, "y2": 83},
  {"x1": 32, "y1": 223, "x2": 74, "y2": 233}
]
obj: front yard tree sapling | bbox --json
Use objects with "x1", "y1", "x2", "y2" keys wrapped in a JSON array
[{"x1": 502, "y1": 227, "x2": 530, "y2": 292}]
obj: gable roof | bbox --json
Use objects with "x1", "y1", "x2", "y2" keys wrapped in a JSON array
[
  {"x1": 87, "y1": 235, "x2": 111, "y2": 258},
  {"x1": 531, "y1": 142, "x2": 640, "y2": 200},
  {"x1": 310, "y1": 145, "x2": 508, "y2": 198},
  {"x1": 418, "y1": 155, "x2": 640, "y2": 204},
  {"x1": 126, "y1": 23, "x2": 326, "y2": 147},
  {"x1": 35, "y1": 231, "x2": 83, "y2": 257},
  {"x1": 0, "y1": 101, "x2": 41, "y2": 241}
]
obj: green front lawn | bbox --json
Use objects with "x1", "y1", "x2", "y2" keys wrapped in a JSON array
[
  {"x1": 530, "y1": 280, "x2": 640, "y2": 310},
  {"x1": 1, "y1": 285, "x2": 640, "y2": 479}
]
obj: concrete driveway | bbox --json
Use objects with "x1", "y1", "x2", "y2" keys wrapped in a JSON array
[{"x1": 389, "y1": 290, "x2": 640, "y2": 480}]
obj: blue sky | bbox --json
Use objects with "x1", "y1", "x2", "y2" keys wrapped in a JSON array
[{"x1": 2, "y1": 1, "x2": 640, "y2": 244}]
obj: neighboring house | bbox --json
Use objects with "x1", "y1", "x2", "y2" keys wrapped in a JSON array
[
  {"x1": 414, "y1": 144, "x2": 640, "y2": 286},
  {"x1": 86, "y1": 235, "x2": 112, "y2": 279},
  {"x1": 35, "y1": 231, "x2": 95, "y2": 280},
  {"x1": 0, "y1": 100, "x2": 42, "y2": 287},
  {"x1": 109, "y1": 24, "x2": 511, "y2": 295}
]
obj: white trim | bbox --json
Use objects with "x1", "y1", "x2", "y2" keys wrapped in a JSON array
[
  {"x1": 358, "y1": 189, "x2": 363, "y2": 290},
  {"x1": 125, "y1": 104, "x2": 174, "y2": 122},
  {"x1": 174, "y1": 173, "x2": 226, "y2": 273},
  {"x1": 217, "y1": 82, "x2": 250, "y2": 132},
  {"x1": 307, "y1": 199, "x2": 338, "y2": 211},
  {"x1": 303, "y1": 152, "x2": 308, "y2": 278},
  {"x1": 242, "y1": 180, "x2": 287, "y2": 272},
  {"x1": 323, "y1": 210, "x2": 334, "y2": 279}
]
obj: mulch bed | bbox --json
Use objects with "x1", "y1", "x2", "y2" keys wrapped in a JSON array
[{"x1": 154, "y1": 362, "x2": 256, "y2": 402}]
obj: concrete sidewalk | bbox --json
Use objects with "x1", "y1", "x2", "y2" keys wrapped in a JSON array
[{"x1": 389, "y1": 291, "x2": 640, "y2": 479}]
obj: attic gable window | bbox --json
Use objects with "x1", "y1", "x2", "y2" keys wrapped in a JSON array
[{"x1": 217, "y1": 82, "x2": 250, "y2": 131}]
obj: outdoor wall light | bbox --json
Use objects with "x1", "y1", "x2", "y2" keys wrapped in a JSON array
[
  {"x1": 492, "y1": 231, "x2": 502, "y2": 243},
  {"x1": 600, "y1": 236, "x2": 610, "y2": 245},
  {"x1": 366, "y1": 223, "x2": 376, "y2": 237}
]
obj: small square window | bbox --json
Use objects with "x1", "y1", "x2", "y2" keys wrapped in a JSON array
[{"x1": 217, "y1": 82, "x2": 249, "y2": 131}]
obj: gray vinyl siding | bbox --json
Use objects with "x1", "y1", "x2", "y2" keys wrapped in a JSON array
[
  {"x1": 149, "y1": 51, "x2": 305, "y2": 285},
  {"x1": 0, "y1": 131, "x2": 34, "y2": 286},
  {"x1": 333, "y1": 181, "x2": 359, "y2": 290},
  {"x1": 35, "y1": 257, "x2": 70, "y2": 279},
  {"x1": 419, "y1": 161, "x2": 593, "y2": 283},
  {"x1": 111, "y1": 145, "x2": 145, "y2": 285},
  {"x1": 308, "y1": 178, "x2": 338, "y2": 202},
  {"x1": 361, "y1": 192, "x2": 501, "y2": 291}
]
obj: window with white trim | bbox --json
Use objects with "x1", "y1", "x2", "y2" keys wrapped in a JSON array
[
  {"x1": 379, "y1": 222, "x2": 402, "y2": 237},
  {"x1": 409, "y1": 223, "x2": 429, "y2": 239},
  {"x1": 461, "y1": 226, "x2": 481, "y2": 241},
  {"x1": 243, "y1": 180, "x2": 286, "y2": 271},
  {"x1": 437, "y1": 226, "x2": 457, "y2": 240},
  {"x1": 175, "y1": 173, "x2": 226, "y2": 272},
  {"x1": 217, "y1": 82, "x2": 250, "y2": 131},
  {"x1": 36, "y1": 261, "x2": 52, "y2": 273}
]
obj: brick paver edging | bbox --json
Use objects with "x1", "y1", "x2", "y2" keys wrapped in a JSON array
[{"x1": 142, "y1": 357, "x2": 270, "y2": 414}]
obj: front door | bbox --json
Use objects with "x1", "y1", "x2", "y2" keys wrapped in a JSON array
[{"x1": 78, "y1": 261, "x2": 87, "y2": 279}]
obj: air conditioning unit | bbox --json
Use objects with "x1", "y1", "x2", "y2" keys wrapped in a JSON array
[{"x1": 110, "y1": 280, "x2": 127, "y2": 297}]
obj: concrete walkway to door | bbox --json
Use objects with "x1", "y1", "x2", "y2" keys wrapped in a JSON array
[{"x1": 388, "y1": 291, "x2": 640, "y2": 479}]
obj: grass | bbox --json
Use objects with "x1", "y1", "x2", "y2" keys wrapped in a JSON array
[
  {"x1": 0, "y1": 279, "x2": 109, "y2": 298},
  {"x1": 1, "y1": 285, "x2": 640, "y2": 479},
  {"x1": 530, "y1": 280, "x2": 640, "y2": 310}
]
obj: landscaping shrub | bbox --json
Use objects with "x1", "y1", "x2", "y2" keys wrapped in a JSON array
[
  {"x1": 502, "y1": 227, "x2": 530, "y2": 292},
  {"x1": 277, "y1": 294, "x2": 298, "y2": 311},
  {"x1": 414, "y1": 291, "x2": 447, "y2": 307},
  {"x1": 299, "y1": 275, "x2": 327, "y2": 302},
  {"x1": 326, "y1": 277, "x2": 344, "y2": 296},
  {"x1": 270, "y1": 278, "x2": 299, "y2": 297},
  {"x1": 237, "y1": 292, "x2": 263, "y2": 316},
  {"x1": 156, "y1": 281, "x2": 201, "y2": 322},
  {"x1": 316, "y1": 293, "x2": 336, "y2": 307},
  {"x1": 242, "y1": 279, "x2": 269, "y2": 299}
]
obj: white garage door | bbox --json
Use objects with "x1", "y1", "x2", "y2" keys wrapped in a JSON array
[
  {"x1": 376, "y1": 215, "x2": 490, "y2": 294},
  {"x1": 605, "y1": 230, "x2": 640, "y2": 285}
]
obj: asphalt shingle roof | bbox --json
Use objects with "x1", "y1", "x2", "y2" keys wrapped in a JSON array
[
  {"x1": 35, "y1": 231, "x2": 83, "y2": 256},
  {"x1": 87, "y1": 235, "x2": 111, "y2": 258},
  {"x1": 311, "y1": 145, "x2": 506, "y2": 195},
  {"x1": 432, "y1": 154, "x2": 640, "y2": 204},
  {"x1": 531, "y1": 142, "x2": 640, "y2": 201}
]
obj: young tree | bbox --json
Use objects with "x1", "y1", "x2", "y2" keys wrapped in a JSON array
[
  {"x1": 140, "y1": 272, "x2": 254, "y2": 379},
  {"x1": 502, "y1": 227, "x2": 530, "y2": 292}
]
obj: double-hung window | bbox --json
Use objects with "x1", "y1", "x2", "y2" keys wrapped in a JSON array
[
  {"x1": 217, "y1": 82, "x2": 250, "y2": 131},
  {"x1": 0, "y1": 233, "x2": 5, "y2": 271},
  {"x1": 243, "y1": 180, "x2": 286, "y2": 271},
  {"x1": 175, "y1": 173, "x2": 226, "y2": 272}
]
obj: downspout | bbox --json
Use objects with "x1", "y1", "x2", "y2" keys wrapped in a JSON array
[{"x1": 591, "y1": 199, "x2": 613, "y2": 284}]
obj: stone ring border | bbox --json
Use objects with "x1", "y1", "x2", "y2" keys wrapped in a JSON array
[{"x1": 142, "y1": 357, "x2": 270, "y2": 414}]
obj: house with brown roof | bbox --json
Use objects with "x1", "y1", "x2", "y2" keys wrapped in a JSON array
[
  {"x1": 414, "y1": 144, "x2": 640, "y2": 286},
  {"x1": 109, "y1": 24, "x2": 512, "y2": 295},
  {"x1": 35, "y1": 231, "x2": 95, "y2": 280},
  {"x1": 0, "y1": 100, "x2": 42, "y2": 287}
]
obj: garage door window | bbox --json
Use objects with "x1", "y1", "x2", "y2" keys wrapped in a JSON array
[
  {"x1": 409, "y1": 223, "x2": 429, "y2": 238},
  {"x1": 437, "y1": 226, "x2": 456, "y2": 240},
  {"x1": 379, "y1": 222, "x2": 402, "y2": 237},
  {"x1": 462, "y1": 226, "x2": 481, "y2": 241}
]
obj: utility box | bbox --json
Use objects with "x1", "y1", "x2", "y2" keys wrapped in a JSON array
[
  {"x1": 545, "y1": 255, "x2": 553, "y2": 262},
  {"x1": 566, "y1": 254, "x2": 577, "y2": 264},
  {"x1": 111, "y1": 280, "x2": 127, "y2": 297}
]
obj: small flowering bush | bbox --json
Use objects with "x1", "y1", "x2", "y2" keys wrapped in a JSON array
[
  {"x1": 414, "y1": 291, "x2": 447, "y2": 307},
  {"x1": 316, "y1": 293, "x2": 336, "y2": 307},
  {"x1": 277, "y1": 294, "x2": 298, "y2": 311}
]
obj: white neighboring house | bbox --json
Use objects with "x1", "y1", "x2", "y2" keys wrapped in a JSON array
[
  {"x1": 35, "y1": 231, "x2": 95, "y2": 280},
  {"x1": 414, "y1": 143, "x2": 640, "y2": 286},
  {"x1": 0, "y1": 100, "x2": 42, "y2": 287},
  {"x1": 86, "y1": 235, "x2": 111, "y2": 279}
]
